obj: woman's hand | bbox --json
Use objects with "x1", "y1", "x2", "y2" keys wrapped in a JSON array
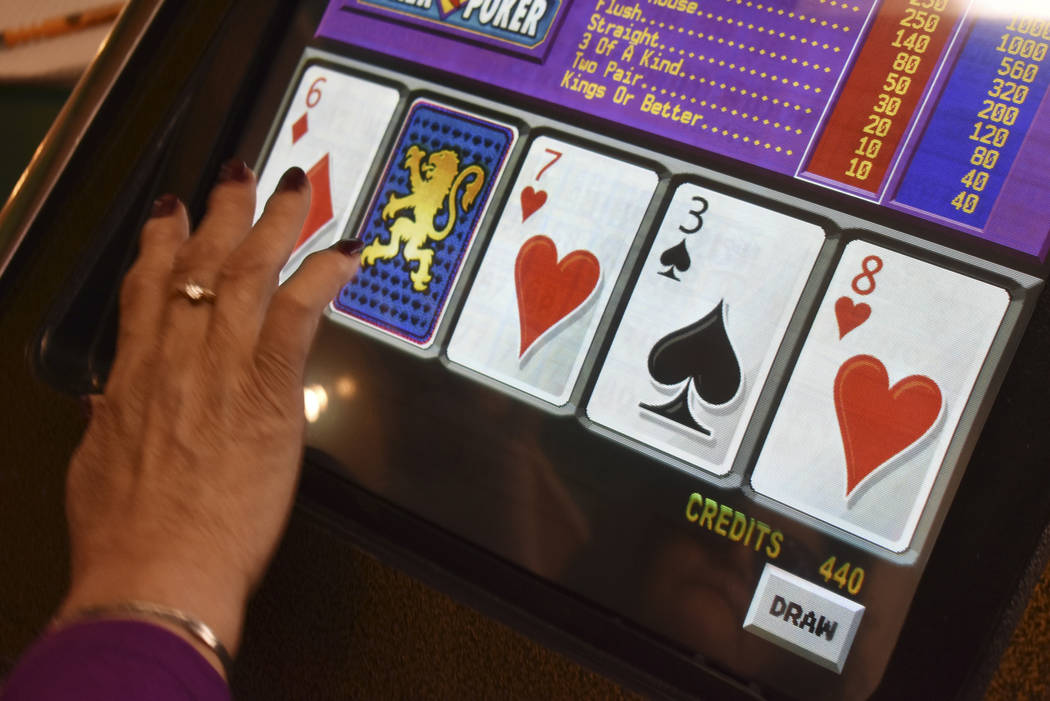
[{"x1": 56, "y1": 161, "x2": 361, "y2": 670}]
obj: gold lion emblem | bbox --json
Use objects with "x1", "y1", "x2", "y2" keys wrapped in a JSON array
[{"x1": 361, "y1": 144, "x2": 486, "y2": 292}]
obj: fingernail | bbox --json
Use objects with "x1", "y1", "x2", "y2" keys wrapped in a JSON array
[
  {"x1": 150, "y1": 194, "x2": 179, "y2": 218},
  {"x1": 332, "y1": 239, "x2": 364, "y2": 257},
  {"x1": 218, "y1": 158, "x2": 252, "y2": 183},
  {"x1": 276, "y1": 167, "x2": 308, "y2": 193}
]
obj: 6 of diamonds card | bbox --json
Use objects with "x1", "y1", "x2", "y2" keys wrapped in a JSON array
[
  {"x1": 332, "y1": 100, "x2": 516, "y2": 348},
  {"x1": 255, "y1": 64, "x2": 400, "y2": 271},
  {"x1": 446, "y1": 136, "x2": 657, "y2": 406},
  {"x1": 586, "y1": 183, "x2": 825, "y2": 475},
  {"x1": 750, "y1": 241, "x2": 1009, "y2": 552}
]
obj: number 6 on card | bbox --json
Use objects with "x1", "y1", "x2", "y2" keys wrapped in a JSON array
[{"x1": 255, "y1": 64, "x2": 400, "y2": 276}]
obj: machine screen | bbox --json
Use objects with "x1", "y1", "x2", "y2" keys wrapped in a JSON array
[{"x1": 244, "y1": 0, "x2": 1049, "y2": 697}]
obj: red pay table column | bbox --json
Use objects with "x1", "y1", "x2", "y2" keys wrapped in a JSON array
[{"x1": 806, "y1": 0, "x2": 965, "y2": 194}]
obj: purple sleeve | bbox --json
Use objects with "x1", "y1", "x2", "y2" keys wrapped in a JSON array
[{"x1": 2, "y1": 620, "x2": 230, "y2": 701}]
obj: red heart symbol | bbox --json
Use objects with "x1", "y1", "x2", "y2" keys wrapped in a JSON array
[
  {"x1": 834, "y1": 355, "x2": 942, "y2": 498},
  {"x1": 515, "y1": 235, "x2": 601, "y2": 358},
  {"x1": 834, "y1": 296, "x2": 870, "y2": 338},
  {"x1": 520, "y1": 186, "x2": 547, "y2": 222}
]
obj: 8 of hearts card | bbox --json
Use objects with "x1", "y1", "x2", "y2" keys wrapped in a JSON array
[{"x1": 750, "y1": 241, "x2": 1009, "y2": 552}]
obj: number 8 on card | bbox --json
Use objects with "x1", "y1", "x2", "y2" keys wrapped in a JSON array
[{"x1": 751, "y1": 241, "x2": 1009, "y2": 552}]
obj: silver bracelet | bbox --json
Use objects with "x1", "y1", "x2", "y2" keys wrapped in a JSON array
[{"x1": 54, "y1": 600, "x2": 233, "y2": 677}]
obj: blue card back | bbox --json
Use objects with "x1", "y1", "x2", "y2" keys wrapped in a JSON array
[{"x1": 333, "y1": 100, "x2": 516, "y2": 347}]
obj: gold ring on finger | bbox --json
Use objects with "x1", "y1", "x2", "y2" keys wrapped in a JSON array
[{"x1": 174, "y1": 279, "x2": 217, "y2": 304}]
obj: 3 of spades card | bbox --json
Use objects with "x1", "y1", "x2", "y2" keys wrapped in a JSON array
[{"x1": 587, "y1": 183, "x2": 825, "y2": 476}]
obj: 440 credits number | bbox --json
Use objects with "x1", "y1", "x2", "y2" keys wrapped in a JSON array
[{"x1": 819, "y1": 556, "x2": 865, "y2": 595}]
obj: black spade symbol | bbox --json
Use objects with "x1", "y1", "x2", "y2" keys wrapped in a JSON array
[
  {"x1": 658, "y1": 239, "x2": 691, "y2": 281},
  {"x1": 472, "y1": 135, "x2": 481, "y2": 144},
  {"x1": 639, "y1": 300, "x2": 741, "y2": 436},
  {"x1": 379, "y1": 304, "x2": 389, "y2": 314},
  {"x1": 641, "y1": 390, "x2": 708, "y2": 436},
  {"x1": 452, "y1": 129, "x2": 462, "y2": 137}
]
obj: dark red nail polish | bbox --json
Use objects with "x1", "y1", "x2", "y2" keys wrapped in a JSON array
[
  {"x1": 150, "y1": 194, "x2": 179, "y2": 218},
  {"x1": 332, "y1": 239, "x2": 365, "y2": 257},
  {"x1": 276, "y1": 167, "x2": 308, "y2": 193},
  {"x1": 218, "y1": 158, "x2": 251, "y2": 183}
]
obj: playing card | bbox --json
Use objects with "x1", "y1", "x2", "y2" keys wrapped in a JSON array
[
  {"x1": 332, "y1": 99, "x2": 516, "y2": 348},
  {"x1": 586, "y1": 183, "x2": 825, "y2": 475},
  {"x1": 446, "y1": 136, "x2": 658, "y2": 406},
  {"x1": 255, "y1": 64, "x2": 400, "y2": 275},
  {"x1": 750, "y1": 241, "x2": 1009, "y2": 552}
]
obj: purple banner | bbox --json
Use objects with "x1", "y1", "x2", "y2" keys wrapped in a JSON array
[
  {"x1": 319, "y1": 0, "x2": 871, "y2": 172},
  {"x1": 317, "y1": 1, "x2": 1050, "y2": 259}
]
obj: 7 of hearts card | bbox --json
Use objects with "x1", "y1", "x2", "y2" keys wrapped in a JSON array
[
  {"x1": 750, "y1": 241, "x2": 1009, "y2": 552},
  {"x1": 585, "y1": 183, "x2": 825, "y2": 476},
  {"x1": 446, "y1": 136, "x2": 658, "y2": 406}
]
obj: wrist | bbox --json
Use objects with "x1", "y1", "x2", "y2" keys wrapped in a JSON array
[
  {"x1": 60, "y1": 557, "x2": 248, "y2": 657},
  {"x1": 50, "y1": 604, "x2": 232, "y2": 680}
]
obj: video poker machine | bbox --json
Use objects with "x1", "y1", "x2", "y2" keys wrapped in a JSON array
[{"x1": 7, "y1": 0, "x2": 1050, "y2": 697}]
